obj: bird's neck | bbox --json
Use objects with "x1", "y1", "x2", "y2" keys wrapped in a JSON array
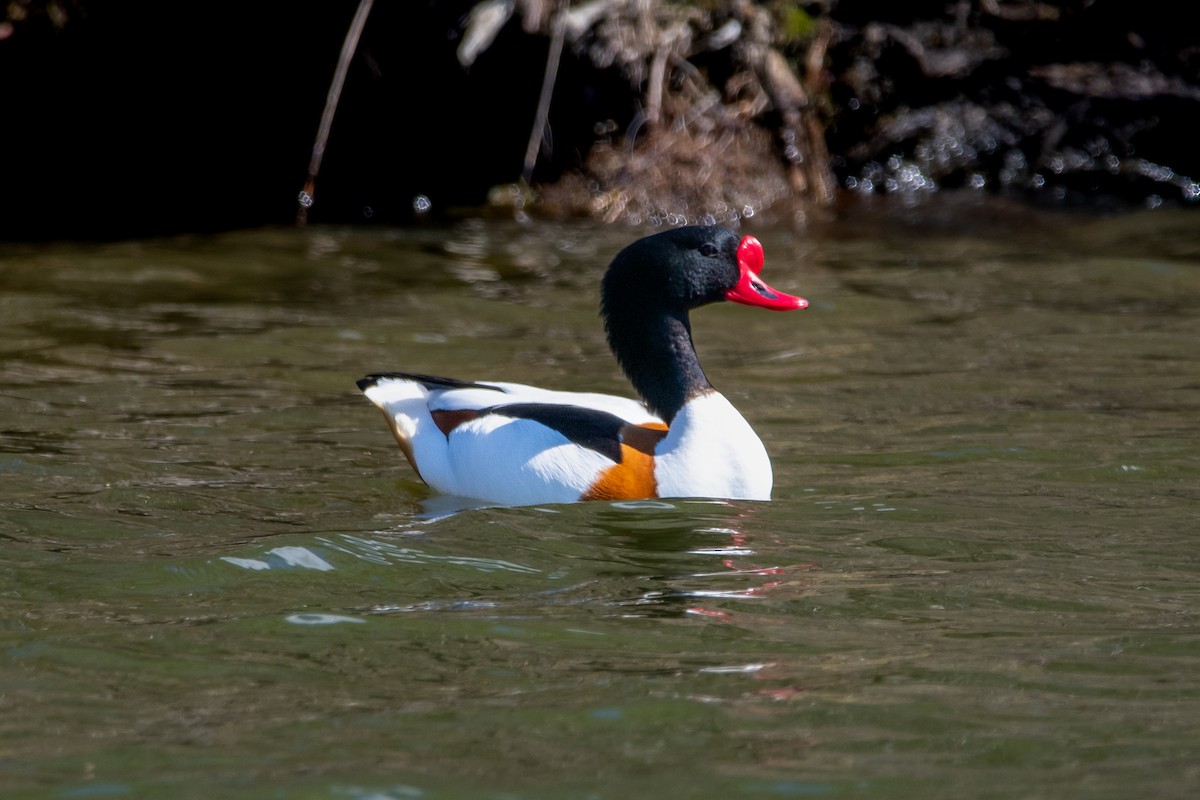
[{"x1": 607, "y1": 308, "x2": 713, "y2": 423}]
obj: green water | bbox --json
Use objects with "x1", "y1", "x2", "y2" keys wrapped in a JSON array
[{"x1": 2, "y1": 203, "x2": 1199, "y2": 798}]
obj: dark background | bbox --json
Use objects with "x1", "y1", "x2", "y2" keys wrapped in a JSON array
[{"x1": 3, "y1": 0, "x2": 1197, "y2": 241}]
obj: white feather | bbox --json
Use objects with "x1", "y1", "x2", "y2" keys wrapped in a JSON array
[
  {"x1": 361, "y1": 376, "x2": 627, "y2": 506},
  {"x1": 653, "y1": 393, "x2": 773, "y2": 501},
  {"x1": 433, "y1": 380, "x2": 660, "y2": 425},
  {"x1": 361, "y1": 378, "x2": 774, "y2": 504}
]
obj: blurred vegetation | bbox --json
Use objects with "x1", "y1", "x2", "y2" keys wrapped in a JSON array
[
  {"x1": 1, "y1": 1, "x2": 1196, "y2": 238},
  {"x1": 1, "y1": 0, "x2": 75, "y2": 36}
]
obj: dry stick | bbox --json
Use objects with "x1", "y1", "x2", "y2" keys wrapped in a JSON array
[
  {"x1": 645, "y1": 45, "x2": 667, "y2": 128},
  {"x1": 296, "y1": 0, "x2": 376, "y2": 226},
  {"x1": 801, "y1": 25, "x2": 837, "y2": 203},
  {"x1": 757, "y1": 45, "x2": 836, "y2": 204},
  {"x1": 521, "y1": 6, "x2": 567, "y2": 186}
]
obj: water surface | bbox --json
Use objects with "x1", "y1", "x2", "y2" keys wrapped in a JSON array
[{"x1": 2, "y1": 203, "x2": 1199, "y2": 798}]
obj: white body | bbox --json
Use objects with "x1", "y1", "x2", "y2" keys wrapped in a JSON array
[
  {"x1": 361, "y1": 377, "x2": 773, "y2": 506},
  {"x1": 653, "y1": 392, "x2": 773, "y2": 501}
]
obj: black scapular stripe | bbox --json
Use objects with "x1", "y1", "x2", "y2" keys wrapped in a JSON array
[{"x1": 486, "y1": 403, "x2": 625, "y2": 464}]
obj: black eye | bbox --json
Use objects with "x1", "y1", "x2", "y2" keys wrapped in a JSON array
[{"x1": 699, "y1": 243, "x2": 719, "y2": 258}]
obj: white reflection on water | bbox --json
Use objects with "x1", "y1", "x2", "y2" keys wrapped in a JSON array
[
  {"x1": 221, "y1": 545, "x2": 335, "y2": 572},
  {"x1": 285, "y1": 613, "x2": 366, "y2": 625}
]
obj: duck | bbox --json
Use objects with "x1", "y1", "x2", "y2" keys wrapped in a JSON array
[{"x1": 357, "y1": 225, "x2": 807, "y2": 507}]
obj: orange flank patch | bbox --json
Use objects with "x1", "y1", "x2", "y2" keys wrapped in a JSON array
[
  {"x1": 582, "y1": 422, "x2": 669, "y2": 501},
  {"x1": 431, "y1": 409, "x2": 480, "y2": 437}
]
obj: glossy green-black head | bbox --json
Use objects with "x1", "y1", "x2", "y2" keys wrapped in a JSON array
[
  {"x1": 601, "y1": 225, "x2": 806, "y2": 318},
  {"x1": 599, "y1": 225, "x2": 807, "y2": 421}
]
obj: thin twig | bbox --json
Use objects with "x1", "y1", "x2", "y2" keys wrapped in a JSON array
[
  {"x1": 521, "y1": 3, "x2": 567, "y2": 185},
  {"x1": 296, "y1": 0, "x2": 375, "y2": 226}
]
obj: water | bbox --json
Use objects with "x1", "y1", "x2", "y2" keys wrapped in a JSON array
[{"x1": 2, "y1": 202, "x2": 1199, "y2": 798}]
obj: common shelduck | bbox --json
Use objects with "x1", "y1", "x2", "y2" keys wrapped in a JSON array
[{"x1": 357, "y1": 225, "x2": 807, "y2": 506}]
